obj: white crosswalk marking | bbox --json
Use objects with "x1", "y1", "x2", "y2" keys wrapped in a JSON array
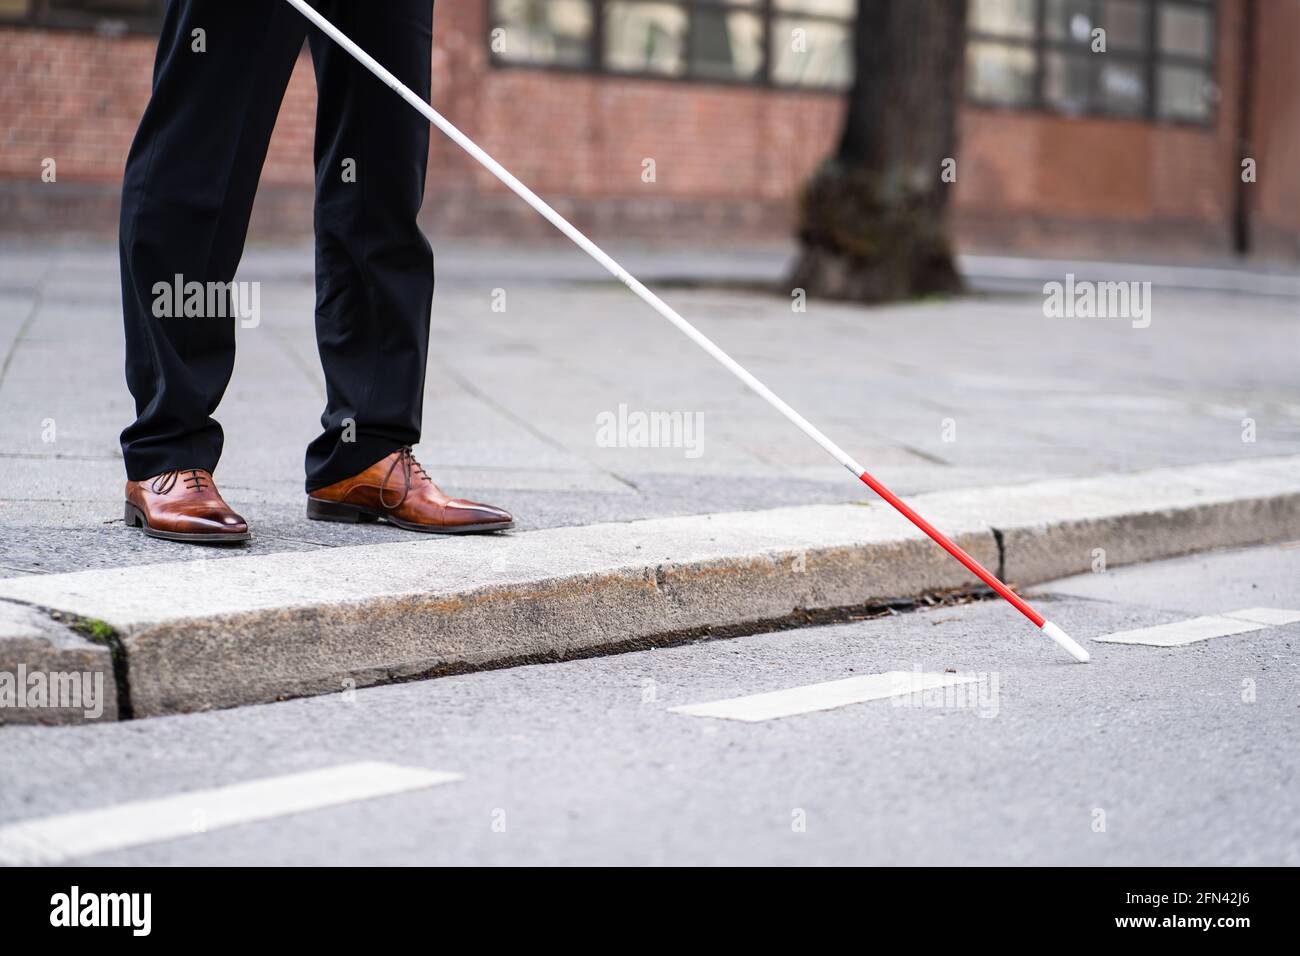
[
  {"x1": 1221, "y1": 607, "x2": 1300, "y2": 626},
  {"x1": 1092, "y1": 608, "x2": 1300, "y2": 646},
  {"x1": 0, "y1": 762, "x2": 462, "y2": 865},
  {"x1": 669, "y1": 671, "x2": 982, "y2": 723}
]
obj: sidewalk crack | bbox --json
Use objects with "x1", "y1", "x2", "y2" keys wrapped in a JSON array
[
  {"x1": 991, "y1": 527, "x2": 1006, "y2": 582},
  {"x1": 66, "y1": 616, "x2": 133, "y2": 721}
]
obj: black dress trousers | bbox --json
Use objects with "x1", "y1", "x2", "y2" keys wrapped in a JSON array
[{"x1": 118, "y1": 0, "x2": 435, "y2": 491}]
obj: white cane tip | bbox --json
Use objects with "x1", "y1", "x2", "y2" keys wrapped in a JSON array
[{"x1": 1041, "y1": 621, "x2": 1091, "y2": 663}]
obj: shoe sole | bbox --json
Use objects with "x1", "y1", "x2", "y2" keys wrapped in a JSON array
[
  {"x1": 306, "y1": 496, "x2": 513, "y2": 534},
  {"x1": 124, "y1": 502, "x2": 252, "y2": 544}
]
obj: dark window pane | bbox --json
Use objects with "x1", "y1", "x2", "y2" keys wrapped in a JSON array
[
  {"x1": 690, "y1": 8, "x2": 763, "y2": 81},
  {"x1": 1102, "y1": 0, "x2": 1149, "y2": 51},
  {"x1": 492, "y1": 0, "x2": 594, "y2": 68},
  {"x1": 1158, "y1": 3, "x2": 1212, "y2": 57},
  {"x1": 605, "y1": 1, "x2": 688, "y2": 76},
  {"x1": 1045, "y1": 0, "x2": 1096, "y2": 45},
  {"x1": 967, "y1": 41, "x2": 1037, "y2": 105},
  {"x1": 1043, "y1": 50, "x2": 1092, "y2": 114},
  {"x1": 969, "y1": 0, "x2": 1037, "y2": 38},
  {"x1": 770, "y1": 16, "x2": 852, "y2": 88},
  {"x1": 1099, "y1": 58, "x2": 1147, "y2": 114},
  {"x1": 1157, "y1": 63, "x2": 1213, "y2": 120}
]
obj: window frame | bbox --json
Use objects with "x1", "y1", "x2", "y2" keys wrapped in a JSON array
[
  {"x1": 487, "y1": 0, "x2": 856, "y2": 94},
  {"x1": 965, "y1": 0, "x2": 1219, "y2": 126}
]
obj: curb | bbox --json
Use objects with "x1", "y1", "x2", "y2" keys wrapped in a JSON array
[
  {"x1": 0, "y1": 602, "x2": 119, "y2": 723},
  {"x1": 1, "y1": 455, "x2": 1297, "y2": 720}
]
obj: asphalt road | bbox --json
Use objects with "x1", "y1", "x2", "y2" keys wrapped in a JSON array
[{"x1": 1, "y1": 541, "x2": 1296, "y2": 865}]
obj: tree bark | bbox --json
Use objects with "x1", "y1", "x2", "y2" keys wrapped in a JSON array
[{"x1": 790, "y1": 0, "x2": 968, "y2": 302}]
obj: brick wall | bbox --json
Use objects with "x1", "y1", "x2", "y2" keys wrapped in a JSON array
[
  {"x1": 0, "y1": 0, "x2": 1294, "y2": 259},
  {"x1": 1247, "y1": 0, "x2": 1300, "y2": 259}
]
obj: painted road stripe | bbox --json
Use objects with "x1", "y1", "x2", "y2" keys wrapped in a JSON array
[
  {"x1": 0, "y1": 761, "x2": 461, "y2": 865},
  {"x1": 1093, "y1": 616, "x2": 1263, "y2": 646},
  {"x1": 1093, "y1": 615, "x2": 1251, "y2": 646},
  {"x1": 1092, "y1": 607, "x2": 1300, "y2": 646},
  {"x1": 670, "y1": 671, "x2": 981, "y2": 723},
  {"x1": 1221, "y1": 607, "x2": 1300, "y2": 626}
]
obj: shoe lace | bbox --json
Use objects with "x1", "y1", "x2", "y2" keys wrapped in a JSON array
[
  {"x1": 150, "y1": 469, "x2": 208, "y2": 495},
  {"x1": 380, "y1": 446, "x2": 432, "y2": 509}
]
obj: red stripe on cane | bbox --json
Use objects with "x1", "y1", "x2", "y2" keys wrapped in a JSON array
[{"x1": 856, "y1": 469, "x2": 1046, "y2": 629}]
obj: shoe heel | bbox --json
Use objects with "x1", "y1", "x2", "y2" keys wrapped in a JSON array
[
  {"x1": 306, "y1": 497, "x2": 376, "y2": 523},
  {"x1": 124, "y1": 501, "x2": 144, "y2": 528}
]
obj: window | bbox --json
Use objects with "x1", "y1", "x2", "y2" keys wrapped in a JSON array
[
  {"x1": 491, "y1": 0, "x2": 594, "y2": 68},
  {"x1": 967, "y1": 0, "x2": 1217, "y2": 122},
  {"x1": 490, "y1": 0, "x2": 853, "y2": 90},
  {"x1": 0, "y1": 0, "x2": 165, "y2": 33}
]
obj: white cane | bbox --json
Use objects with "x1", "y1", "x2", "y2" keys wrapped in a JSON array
[{"x1": 281, "y1": 0, "x2": 1089, "y2": 663}]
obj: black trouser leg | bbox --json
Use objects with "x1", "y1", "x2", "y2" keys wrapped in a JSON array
[
  {"x1": 119, "y1": 0, "x2": 307, "y2": 480},
  {"x1": 303, "y1": 0, "x2": 435, "y2": 492}
]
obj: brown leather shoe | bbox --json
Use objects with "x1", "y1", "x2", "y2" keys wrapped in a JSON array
[
  {"x1": 307, "y1": 447, "x2": 513, "y2": 534},
  {"x1": 124, "y1": 469, "x2": 250, "y2": 544}
]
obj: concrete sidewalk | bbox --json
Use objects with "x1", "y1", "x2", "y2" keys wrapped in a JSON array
[{"x1": 1, "y1": 239, "x2": 1298, "y2": 577}]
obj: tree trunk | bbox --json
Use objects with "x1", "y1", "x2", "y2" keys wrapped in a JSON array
[{"x1": 790, "y1": 0, "x2": 968, "y2": 302}]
